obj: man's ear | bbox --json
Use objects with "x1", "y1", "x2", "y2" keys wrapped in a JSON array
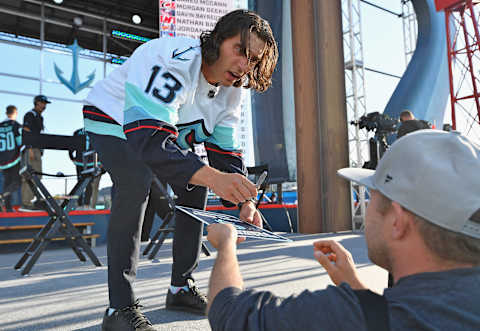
[{"x1": 390, "y1": 202, "x2": 412, "y2": 240}]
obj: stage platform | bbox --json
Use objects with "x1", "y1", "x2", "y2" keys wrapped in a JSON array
[
  {"x1": 0, "y1": 232, "x2": 387, "y2": 330},
  {"x1": 0, "y1": 209, "x2": 111, "y2": 249},
  {"x1": 0, "y1": 204, "x2": 298, "y2": 250}
]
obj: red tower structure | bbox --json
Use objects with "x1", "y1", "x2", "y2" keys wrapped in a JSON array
[{"x1": 435, "y1": 0, "x2": 480, "y2": 132}]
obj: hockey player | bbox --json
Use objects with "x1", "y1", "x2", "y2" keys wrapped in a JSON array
[
  {"x1": 83, "y1": 9, "x2": 278, "y2": 330},
  {"x1": 0, "y1": 105, "x2": 22, "y2": 212}
]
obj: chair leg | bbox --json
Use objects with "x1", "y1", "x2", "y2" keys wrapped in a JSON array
[
  {"x1": 15, "y1": 172, "x2": 102, "y2": 274},
  {"x1": 147, "y1": 230, "x2": 173, "y2": 260},
  {"x1": 143, "y1": 211, "x2": 174, "y2": 256}
]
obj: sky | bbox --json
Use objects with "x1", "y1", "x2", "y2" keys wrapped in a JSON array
[
  {"x1": 0, "y1": 1, "x2": 461, "y2": 195},
  {"x1": 0, "y1": 43, "x2": 114, "y2": 195},
  {"x1": 359, "y1": 2, "x2": 406, "y2": 111}
]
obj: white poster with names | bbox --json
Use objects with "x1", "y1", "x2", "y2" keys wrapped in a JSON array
[{"x1": 159, "y1": 0, "x2": 237, "y2": 39}]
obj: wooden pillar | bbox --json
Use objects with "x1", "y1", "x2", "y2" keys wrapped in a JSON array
[{"x1": 291, "y1": 0, "x2": 351, "y2": 233}]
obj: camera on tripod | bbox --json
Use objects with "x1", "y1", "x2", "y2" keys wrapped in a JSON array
[
  {"x1": 354, "y1": 111, "x2": 399, "y2": 135},
  {"x1": 351, "y1": 112, "x2": 400, "y2": 170}
]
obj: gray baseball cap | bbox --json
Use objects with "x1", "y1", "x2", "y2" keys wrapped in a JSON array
[{"x1": 337, "y1": 130, "x2": 480, "y2": 239}]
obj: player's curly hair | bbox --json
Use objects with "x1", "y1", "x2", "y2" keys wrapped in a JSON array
[{"x1": 200, "y1": 9, "x2": 278, "y2": 92}]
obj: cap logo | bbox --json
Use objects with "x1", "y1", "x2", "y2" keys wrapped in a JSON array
[{"x1": 384, "y1": 174, "x2": 393, "y2": 184}]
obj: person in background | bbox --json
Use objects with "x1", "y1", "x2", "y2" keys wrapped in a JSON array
[
  {"x1": 206, "y1": 130, "x2": 480, "y2": 331},
  {"x1": 396, "y1": 110, "x2": 430, "y2": 139},
  {"x1": 21, "y1": 94, "x2": 50, "y2": 211},
  {"x1": 0, "y1": 105, "x2": 22, "y2": 212}
]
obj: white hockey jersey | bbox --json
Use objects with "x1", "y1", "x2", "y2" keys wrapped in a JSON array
[{"x1": 85, "y1": 37, "x2": 243, "y2": 151}]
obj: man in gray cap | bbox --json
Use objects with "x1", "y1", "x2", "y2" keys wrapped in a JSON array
[
  {"x1": 20, "y1": 94, "x2": 50, "y2": 211},
  {"x1": 205, "y1": 130, "x2": 480, "y2": 331}
]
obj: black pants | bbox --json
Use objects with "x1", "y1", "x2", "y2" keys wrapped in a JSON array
[
  {"x1": 75, "y1": 166, "x2": 93, "y2": 206},
  {"x1": 171, "y1": 185, "x2": 206, "y2": 286},
  {"x1": 88, "y1": 132, "x2": 205, "y2": 309},
  {"x1": 141, "y1": 180, "x2": 170, "y2": 242},
  {"x1": 2, "y1": 163, "x2": 21, "y2": 210}
]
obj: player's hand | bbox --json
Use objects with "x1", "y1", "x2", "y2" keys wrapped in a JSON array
[
  {"x1": 239, "y1": 201, "x2": 262, "y2": 228},
  {"x1": 211, "y1": 172, "x2": 257, "y2": 205},
  {"x1": 207, "y1": 223, "x2": 245, "y2": 250},
  {"x1": 190, "y1": 166, "x2": 257, "y2": 205},
  {"x1": 313, "y1": 240, "x2": 367, "y2": 290}
]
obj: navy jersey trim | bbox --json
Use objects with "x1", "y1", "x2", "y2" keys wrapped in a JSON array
[
  {"x1": 124, "y1": 119, "x2": 178, "y2": 137},
  {"x1": 204, "y1": 142, "x2": 243, "y2": 157},
  {"x1": 83, "y1": 105, "x2": 119, "y2": 125},
  {"x1": 177, "y1": 119, "x2": 211, "y2": 137}
]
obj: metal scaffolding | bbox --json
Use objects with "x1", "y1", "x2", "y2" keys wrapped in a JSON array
[
  {"x1": 342, "y1": 0, "x2": 369, "y2": 231},
  {"x1": 443, "y1": 1, "x2": 480, "y2": 140},
  {"x1": 342, "y1": 0, "x2": 418, "y2": 230},
  {"x1": 402, "y1": 0, "x2": 418, "y2": 66}
]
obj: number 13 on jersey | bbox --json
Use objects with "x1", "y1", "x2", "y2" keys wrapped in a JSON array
[{"x1": 145, "y1": 65, "x2": 183, "y2": 104}]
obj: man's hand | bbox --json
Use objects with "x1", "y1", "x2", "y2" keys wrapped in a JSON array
[
  {"x1": 239, "y1": 201, "x2": 262, "y2": 228},
  {"x1": 313, "y1": 240, "x2": 367, "y2": 290},
  {"x1": 207, "y1": 223, "x2": 244, "y2": 251},
  {"x1": 190, "y1": 166, "x2": 257, "y2": 204},
  {"x1": 206, "y1": 223, "x2": 244, "y2": 314}
]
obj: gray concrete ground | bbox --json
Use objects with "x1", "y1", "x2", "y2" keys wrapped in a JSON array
[{"x1": 0, "y1": 232, "x2": 387, "y2": 330}]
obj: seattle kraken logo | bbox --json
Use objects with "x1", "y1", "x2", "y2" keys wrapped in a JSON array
[
  {"x1": 54, "y1": 39, "x2": 95, "y2": 94},
  {"x1": 172, "y1": 47, "x2": 195, "y2": 61}
]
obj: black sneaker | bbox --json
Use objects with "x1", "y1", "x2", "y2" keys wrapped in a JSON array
[
  {"x1": 166, "y1": 279, "x2": 208, "y2": 315},
  {"x1": 102, "y1": 300, "x2": 156, "y2": 331}
]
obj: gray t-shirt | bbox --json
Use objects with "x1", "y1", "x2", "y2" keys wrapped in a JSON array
[{"x1": 208, "y1": 267, "x2": 480, "y2": 331}]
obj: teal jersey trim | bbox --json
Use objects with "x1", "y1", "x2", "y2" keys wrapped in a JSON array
[
  {"x1": 84, "y1": 118, "x2": 126, "y2": 140},
  {"x1": 15, "y1": 135, "x2": 21, "y2": 147},
  {"x1": 73, "y1": 161, "x2": 102, "y2": 167},
  {"x1": 0, "y1": 157, "x2": 20, "y2": 170},
  {"x1": 177, "y1": 122, "x2": 211, "y2": 150},
  {"x1": 206, "y1": 126, "x2": 238, "y2": 151},
  {"x1": 124, "y1": 82, "x2": 178, "y2": 125}
]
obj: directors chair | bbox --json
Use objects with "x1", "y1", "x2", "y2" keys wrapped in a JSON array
[{"x1": 14, "y1": 132, "x2": 102, "y2": 275}]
